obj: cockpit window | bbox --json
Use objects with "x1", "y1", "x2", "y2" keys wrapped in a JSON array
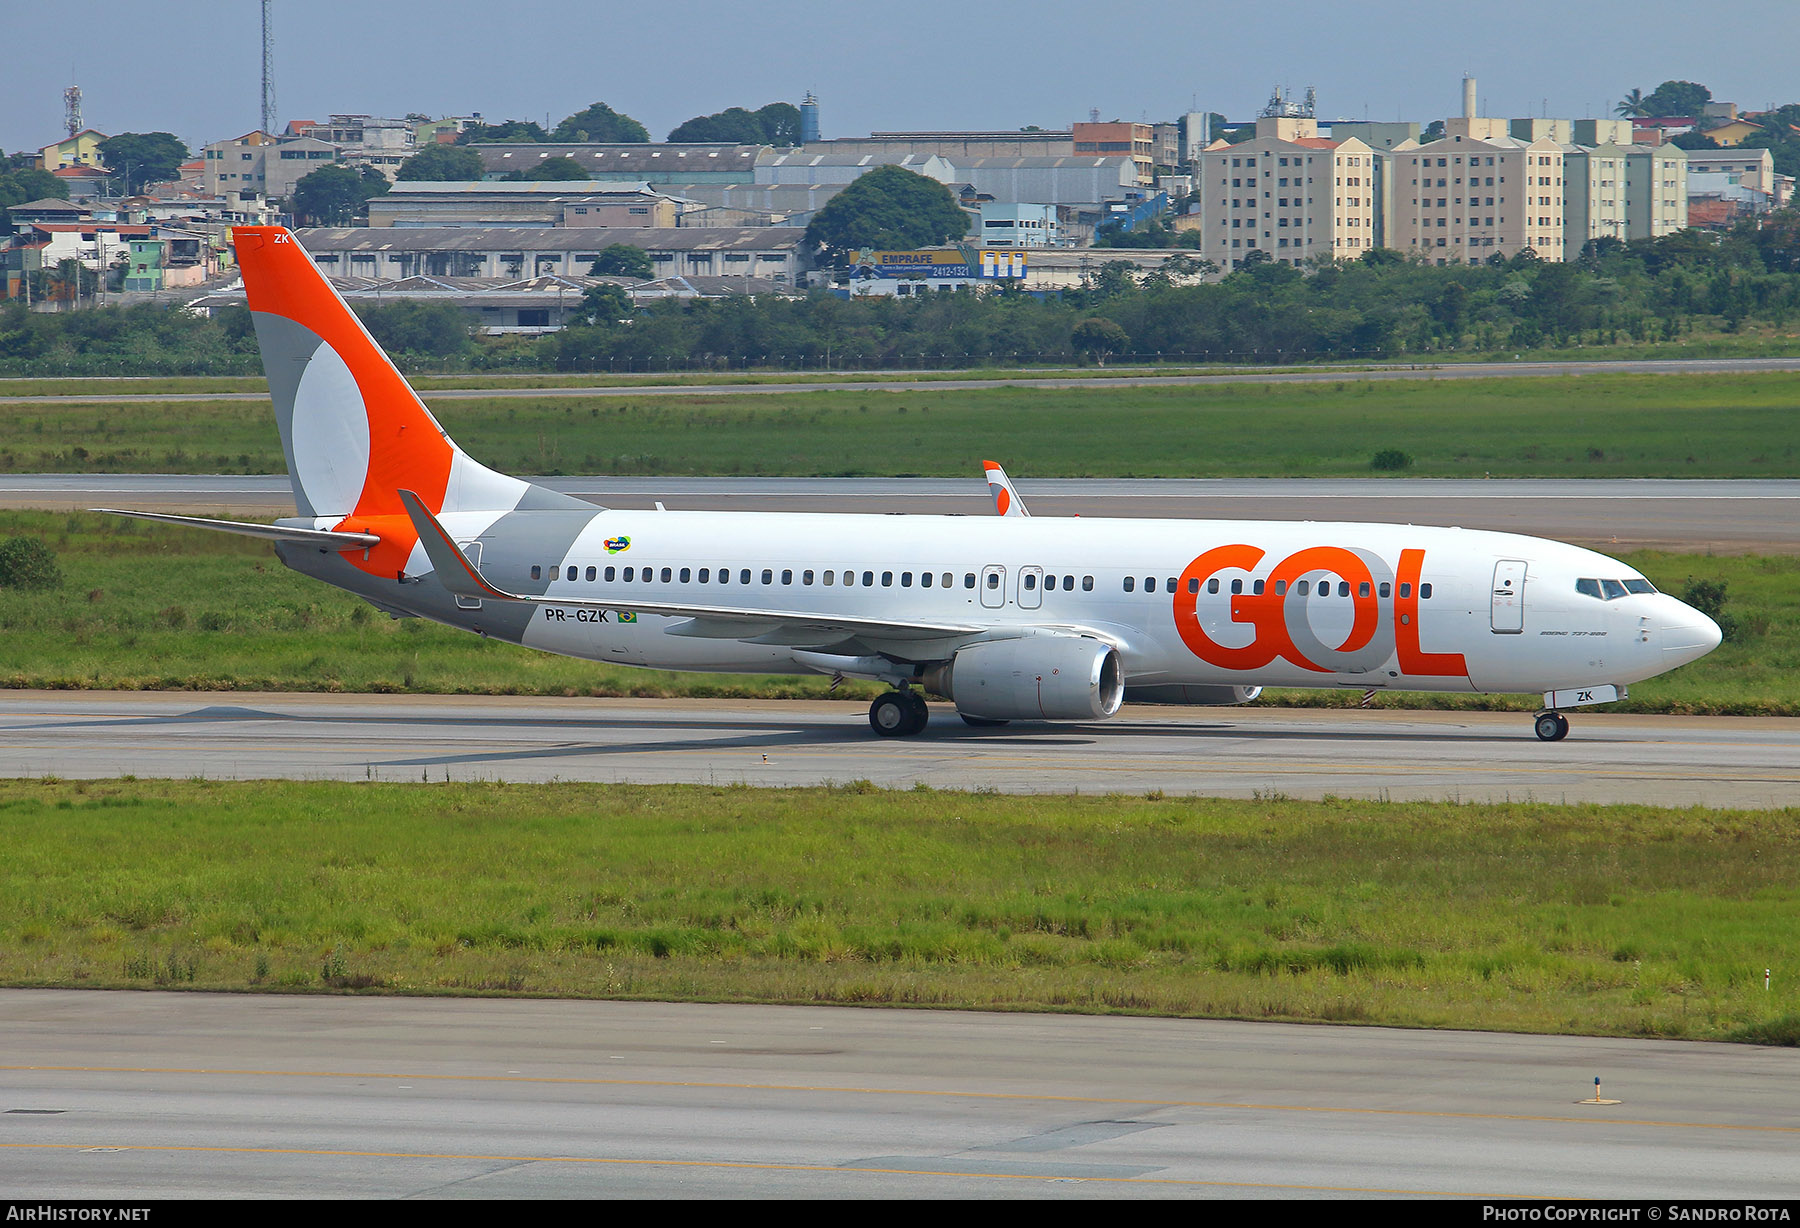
[{"x1": 1578, "y1": 577, "x2": 1654, "y2": 600}]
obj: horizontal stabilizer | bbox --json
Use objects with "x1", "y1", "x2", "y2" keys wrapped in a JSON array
[{"x1": 92, "y1": 508, "x2": 379, "y2": 549}]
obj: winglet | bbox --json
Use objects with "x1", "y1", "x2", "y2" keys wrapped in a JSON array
[
  {"x1": 395, "y1": 489, "x2": 516, "y2": 600},
  {"x1": 982, "y1": 460, "x2": 1030, "y2": 517}
]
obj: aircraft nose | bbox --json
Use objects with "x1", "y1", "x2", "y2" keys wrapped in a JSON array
[{"x1": 1661, "y1": 602, "x2": 1723, "y2": 666}]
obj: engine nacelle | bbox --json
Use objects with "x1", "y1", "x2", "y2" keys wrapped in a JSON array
[
  {"x1": 1124, "y1": 684, "x2": 1263, "y2": 706},
  {"x1": 926, "y1": 635, "x2": 1124, "y2": 722}
]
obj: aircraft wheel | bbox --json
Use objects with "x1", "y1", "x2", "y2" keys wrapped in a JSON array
[
  {"x1": 959, "y1": 713, "x2": 1010, "y2": 728},
  {"x1": 1534, "y1": 712, "x2": 1564, "y2": 742},
  {"x1": 903, "y1": 691, "x2": 930, "y2": 733},
  {"x1": 1553, "y1": 713, "x2": 1571, "y2": 741},
  {"x1": 870, "y1": 693, "x2": 919, "y2": 738}
]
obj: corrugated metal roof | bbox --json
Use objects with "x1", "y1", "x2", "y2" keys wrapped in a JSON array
[{"x1": 295, "y1": 226, "x2": 803, "y2": 253}]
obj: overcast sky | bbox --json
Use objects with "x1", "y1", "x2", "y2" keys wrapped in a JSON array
[{"x1": 5, "y1": 1, "x2": 1795, "y2": 156}]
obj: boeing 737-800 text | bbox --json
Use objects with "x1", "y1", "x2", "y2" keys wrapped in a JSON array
[{"x1": 101, "y1": 228, "x2": 1722, "y2": 741}]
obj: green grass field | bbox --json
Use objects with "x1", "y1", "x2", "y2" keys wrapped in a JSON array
[
  {"x1": 1, "y1": 778, "x2": 1794, "y2": 1043},
  {"x1": 5, "y1": 370, "x2": 1800, "y2": 477},
  {"x1": 1, "y1": 513, "x2": 1794, "y2": 714}
]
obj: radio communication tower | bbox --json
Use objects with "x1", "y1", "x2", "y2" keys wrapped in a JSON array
[
  {"x1": 261, "y1": 0, "x2": 278, "y2": 134},
  {"x1": 64, "y1": 84, "x2": 83, "y2": 137}
]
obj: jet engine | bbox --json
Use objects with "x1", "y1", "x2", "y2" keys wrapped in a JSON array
[
  {"x1": 1123, "y1": 684, "x2": 1263, "y2": 706},
  {"x1": 925, "y1": 635, "x2": 1124, "y2": 722}
]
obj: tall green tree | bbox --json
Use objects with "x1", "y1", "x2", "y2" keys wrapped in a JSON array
[
  {"x1": 667, "y1": 102, "x2": 801, "y2": 146},
  {"x1": 396, "y1": 144, "x2": 485, "y2": 182},
  {"x1": 803, "y1": 166, "x2": 970, "y2": 263},
  {"x1": 96, "y1": 132, "x2": 189, "y2": 192},
  {"x1": 552, "y1": 103, "x2": 649, "y2": 143},
  {"x1": 1615, "y1": 89, "x2": 1650, "y2": 118},
  {"x1": 290, "y1": 165, "x2": 390, "y2": 225},
  {"x1": 455, "y1": 119, "x2": 550, "y2": 145},
  {"x1": 1643, "y1": 80, "x2": 1712, "y2": 117},
  {"x1": 589, "y1": 245, "x2": 653, "y2": 279}
]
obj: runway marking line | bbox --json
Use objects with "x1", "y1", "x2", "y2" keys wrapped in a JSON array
[
  {"x1": 6, "y1": 1064, "x2": 1795, "y2": 1136},
  {"x1": 0, "y1": 1142, "x2": 1526, "y2": 1197}
]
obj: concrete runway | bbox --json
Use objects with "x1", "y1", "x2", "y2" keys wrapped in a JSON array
[
  {"x1": 4, "y1": 990, "x2": 1798, "y2": 1200},
  {"x1": 4, "y1": 354, "x2": 1799, "y2": 404},
  {"x1": 5, "y1": 692, "x2": 1798, "y2": 807},
  {"x1": 7, "y1": 474, "x2": 1799, "y2": 553}
]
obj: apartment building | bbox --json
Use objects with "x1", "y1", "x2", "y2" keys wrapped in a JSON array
[
  {"x1": 1392, "y1": 134, "x2": 1566, "y2": 264},
  {"x1": 202, "y1": 131, "x2": 338, "y2": 204},
  {"x1": 1196, "y1": 116, "x2": 1376, "y2": 271},
  {"x1": 1566, "y1": 142, "x2": 1693, "y2": 245}
]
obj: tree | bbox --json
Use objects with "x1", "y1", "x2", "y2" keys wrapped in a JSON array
[
  {"x1": 1422, "y1": 120, "x2": 1447, "y2": 141},
  {"x1": 354, "y1": 300, "x2": 472, "y2": 357},
  {"x1": 1070, "y1": 316, "x2": 1129, "y2": 364},
  {"x1": 0, "y1": 537, "x2": 60, "y2": 590},
  {"x1": 803, "y1": 166, "x2": 970, "y2": 263},
  {"x1": 291, "y1": 164, "x2": 389, "y2": 225},
  {"x1": 578, "y1": 282, "x2": 631, "y2": 324},
  {"x1": 1615, "y1": 88, "x2": 1650, "y2": 118},
  {"x1": 0, "y1": 169, "x2": 68, "y2": 227},
  {"x1": 1670, "y1": 131, "x2": 1721, "y2": 151},
  {"x1": 587, "y1": 245, "x2": 654, "y2": 279},
  {"x1": 552, "y1": 103, "x2": 649, "y2": 144},
  {"x1": 1643, "y1": 80, "x2": 1711, "y2": 117},
  {"x1": 667, "y1": 102, "x2": 802, "y2": 146},
  {"x1": 505, "y1": 156, "x2": 587, "y2": 181},
  {"x1": 96, "y1": 132, "x2": 189, "y2": 191},
  {"x1": 454, "y1": 119, "x2": 549, "y2": 145},
  {"x1": 396, "y1": 144, "x2": 485, "y2": 181}
]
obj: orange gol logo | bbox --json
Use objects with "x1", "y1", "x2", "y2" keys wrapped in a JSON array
[{"x1": 1172, "y1": 546, "x2": 1468, "y2": 678}]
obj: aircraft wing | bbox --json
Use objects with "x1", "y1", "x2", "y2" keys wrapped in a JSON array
[
  {"x1": 982, "y1": 460, "x2": 1030, "y2": 517},
  {"x1": 397, "y1": 490, "x2": 983, "y2": 645}
]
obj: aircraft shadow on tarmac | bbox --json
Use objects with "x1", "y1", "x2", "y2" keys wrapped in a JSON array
[{"x1": 14, "y1": 704, "x2": 1548, "y2": 763}]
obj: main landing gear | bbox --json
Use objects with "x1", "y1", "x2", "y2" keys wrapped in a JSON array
[
  {"x1": 869, "y1": 689, "x2": 930, "y2": 737},
  {"x1": 1534, "y1": 711, "x2": 1571, "y2": 742}
]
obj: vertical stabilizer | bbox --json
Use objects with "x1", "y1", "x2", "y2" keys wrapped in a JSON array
[{"x1": 233, "y1": 226, "x2": 582, "y2": 576}]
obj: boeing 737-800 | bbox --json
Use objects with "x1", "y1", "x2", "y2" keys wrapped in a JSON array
[{"x1": 101, "y1": 227, "x2": 1722, "y2": 741}]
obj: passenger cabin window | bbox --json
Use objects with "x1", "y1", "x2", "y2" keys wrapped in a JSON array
[
  {"x1": 761, "y1": 569, "x2": 773, "y2": 584},
  {"x1": 1420, "y1": 583, "x2": 1434, "y2": 599},
  {"x1": 660, "y1": 567, "x2": 672, "y2": 583},
  {"x1": 1123, "y1": 576, "x2": 1135, "y2": 592},
  {"x1": 965, "y1": 574, "x2": 977, "y2": 589},
  {"x1": 530, "y1": 566, "x2": 541, "y2": 580},
  {"x1": 1023, "y1": 574, "x2": 1036, "y2": 591},
  {"x1": 567, "y1": 566, "x2": 577, "y2": 581},
  {"x1": 943, "y1": 573, "x2": 954, "y2": 588},
  {"x1": 586, "y1": 566, "x2": 596, "y2": 582},
  {"x1": 740, "y1": 569, "x2": 751, "y2": 584},
  {"x1": 986, "y1": 573, "x2": 1000, "y2": 590},
  {"x1": 680, "y1": 568, "x2": 691, "y2": 583},
  {"x1": 604, "y1": 566, "x2": 615, "y2": 582},
  {"x1": 803, "y1": 570, "x2": 814, "y2": 585}
]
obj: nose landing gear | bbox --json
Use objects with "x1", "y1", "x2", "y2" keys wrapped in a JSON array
[
  {"x1": 870, "y1": 689, "x2": 930, "y2": 737},
  {"x1": 1534, "y1": 711, "x2": 1571, "y2": 742}
]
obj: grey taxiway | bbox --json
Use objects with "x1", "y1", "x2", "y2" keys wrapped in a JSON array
[{"x1": 4, "y1": 990, "x2": 1797, "y2": 1200}]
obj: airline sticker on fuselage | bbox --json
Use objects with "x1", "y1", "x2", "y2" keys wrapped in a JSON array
[
  {"x1": 604, "y1": 536, "x2": 631, "y2": 554},
  {"x1": 1172, "y1": 545, "x2": 1468, "y2": 678}
]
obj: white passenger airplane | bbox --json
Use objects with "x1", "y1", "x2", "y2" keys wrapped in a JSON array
[{"x1": 102, "y1": 227, "x2": 1721, "y2": 741}]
